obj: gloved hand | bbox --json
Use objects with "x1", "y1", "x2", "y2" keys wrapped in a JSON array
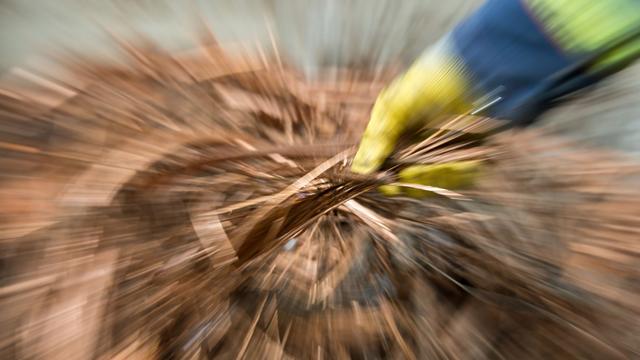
[
  {"x1": 351, "y1": 42, "x2": 482, "y2": 196},
  {"x1": 352, "y1": 0, "x2": 640, "y2": 197},
  {"x1": 351, "y1": 42, "x2": 472, "y2": 175}
]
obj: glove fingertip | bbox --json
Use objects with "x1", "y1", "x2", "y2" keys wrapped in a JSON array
[
  {"x1": 351, "y1": 140, "x2": 392, "y2": 175},
  {"x1": 378, "y1": 184, "x2": 403, "y2": 196}
]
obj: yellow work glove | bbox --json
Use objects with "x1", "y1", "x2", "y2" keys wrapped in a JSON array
[{"x1": 352, "y1": 42, "x2": 481, "y2": 196}]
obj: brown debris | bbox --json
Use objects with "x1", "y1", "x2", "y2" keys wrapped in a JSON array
[{"x1": 1, "y1": 33, "x2": 639, "y2": 360}]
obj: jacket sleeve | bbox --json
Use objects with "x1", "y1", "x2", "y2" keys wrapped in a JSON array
[{"x1": 449, "y1": 0, "x2": 640, "y2": 125}]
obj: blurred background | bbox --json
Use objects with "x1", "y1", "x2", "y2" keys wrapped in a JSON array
[{"x1": 2, "y1": 0, "x2": 640, "y2": 155}]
